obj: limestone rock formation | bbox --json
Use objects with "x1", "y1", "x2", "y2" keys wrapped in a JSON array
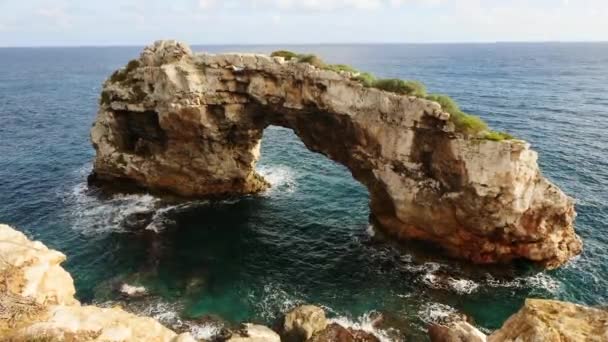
[
  {"x1": 429, "y1": 299, "x2": 608, "y2": 342},
  {"x1": 90, "y1": 40, "x2": 581, "y2": 268},
  {"x1": 309, "y1": 323, "x2": 381, "y2": 342},
  {"x1": 428, "y1": 321, "x2": 487, "y2": 342},
  {"x1": 488, "y1": 299, "x2": 608, "y2": 341},
  {"x1": 226, "y1": 324, "x2": 281, "y2": 342},
  {"x1": 283, "y1": 305, "x2": 328, "y2": 341},
  {"x1": 0, "y1": 224, "x2": 195, "y2": 342},
  {"x1": 0, "y1": 224, "x2": 78, "y2": 307}
]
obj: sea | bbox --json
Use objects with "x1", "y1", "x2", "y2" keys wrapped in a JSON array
[{"x1": 0, "y1": 43, "x2": 607, "y2": 340}]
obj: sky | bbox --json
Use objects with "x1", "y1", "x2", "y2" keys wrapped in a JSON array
[{"x1": 0, "y1": 0, "x2": 606, "y2": 46}]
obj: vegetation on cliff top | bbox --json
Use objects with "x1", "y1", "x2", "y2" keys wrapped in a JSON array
[{"x1": 270, "y1": 50, "x2": 514, "y2": 141}]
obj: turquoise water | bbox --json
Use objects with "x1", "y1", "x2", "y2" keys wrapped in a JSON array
[{"x1": 1, "y1": 44, "x2": 607, "y2": 340}]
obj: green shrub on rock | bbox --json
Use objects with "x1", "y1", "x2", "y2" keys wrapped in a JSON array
[
  {"x1": 296, "y1": 54, "x2": 326, "y2": 68},
  {"x1": 373, "y1": 79, "x2": 427, "y2": 97},
  {"x1": 354, "y1": 72, "x2": 377, "y2": 87},
  {"x1": 425, "y1": 93, "x2": 489, "y2": 135},
  {"x1": 270, "y1": 50, "x2": 299, "y2": 60},
  {"x1": 268, "y1": 49, "x2": 513, "y2": 140},
  {"x1": 484, "y1": 131, "x2": 515, "y2": 141},
  {"x1": 323, "y1": 64, "x2": 360, "y2": 74}
]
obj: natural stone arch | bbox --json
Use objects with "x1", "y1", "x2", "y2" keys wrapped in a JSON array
[{"x1": 90, "y1": 41, "x2": 581, "y2": 268}]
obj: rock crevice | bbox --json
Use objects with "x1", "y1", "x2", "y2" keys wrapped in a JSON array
[{"x1": 91, "y1": 40, "x2": 581, "y2": 267}]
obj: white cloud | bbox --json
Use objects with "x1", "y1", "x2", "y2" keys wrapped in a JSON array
[
  {"x1": 36, "y1": 4, "x2": 72, "y2": 29},
  {"x1": 199, "y1": 0, "x2": 216, "y2": 9}
]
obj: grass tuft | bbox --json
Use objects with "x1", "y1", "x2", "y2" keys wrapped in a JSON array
[
  {"x1": 268, "y1": 50, "x2": 514, "y2": 140},
  {"x1": 483, "y1": 130, "x2": 515, "y2": 141},
  {"x1": 373, "y1": 79, "x2": 427, "y2": 97},
  {"x1": 324, "y1": 64, "x2": 359, "y2": 74},
  {"x1": 270, "y1": 50, "x2": 299, "y2": 60}
]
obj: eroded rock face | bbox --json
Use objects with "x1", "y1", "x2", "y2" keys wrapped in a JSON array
[
  {"x1": 428, "y1": 321, "x2": 487, "y2": 342},
  {"x1": 226, "y1": 324, "x2": 281, "y2": 342},
  {"x1": 90, "y1": 40, "x2": 581, "y2": 268},
  {"x1": 488, "y1": 299, "x2": 608, "y2": 342},
  {"x1": 283, "y1": 305, "x2": 328, "y2": 342},
  {"x1": 0, "y1": 224, "x2": 195, "y2": 342}
]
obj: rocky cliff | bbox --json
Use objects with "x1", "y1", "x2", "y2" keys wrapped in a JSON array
[
  {"x1": 429, "y1": 299, "x2": 608, "y2": 342},
  {"x1": 90, "y1": 40, "x2": 581, "y2": 268},
  {"x1": 0, "y1": 224, "x2": 195, "y2": 341}
]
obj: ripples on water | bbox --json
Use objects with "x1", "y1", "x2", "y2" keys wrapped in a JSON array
[{"x1": 1, "y1": 44, "x2": 607, "y2": 340}]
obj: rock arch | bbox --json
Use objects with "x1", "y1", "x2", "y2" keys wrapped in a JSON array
[{"x1": 90, "y1": 41, "x2": 581, "y2": 268}]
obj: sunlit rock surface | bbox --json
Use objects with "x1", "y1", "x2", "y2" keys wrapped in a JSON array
[
  {"x1": 488, "y1": 299, "x2": 608, "y2": 342},
  {"x1": 90, "y1": 40, "x2": 581, "y2": 268},
  {"x1": 0, "y1": 224, "x2": 195, "y2": 342}
]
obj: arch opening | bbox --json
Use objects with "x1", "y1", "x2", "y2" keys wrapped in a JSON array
[{"x1": 90, "y1": 41, "x2": 580, "y2": 268}]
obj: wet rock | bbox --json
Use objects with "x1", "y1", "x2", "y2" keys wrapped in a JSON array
[
  {"x1": 308, "y1": 323, "x2": 381, "y2": 342},
  {"x1": 226, "y1": 323, "x2": 280, "y2": 342},
  {"x1": 488, "y1": 299, "x2": 608, "y2": 341},
  {"x1": 283, "y1": 305, "x2": 328, "y2": 342},
  {"x1": 428, "y1": 321, "x2": 486, "y2": 342},
  {"x1": 122, "y1": 209, "x2": 155, "y2": 230},
  {"x1": 119, "y1": 283, "x2": 149, "y2": 298}
]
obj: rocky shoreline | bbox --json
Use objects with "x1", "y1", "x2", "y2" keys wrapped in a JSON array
[{"x1": 1, "y1": 223, "x2": 606, "y2": 342}]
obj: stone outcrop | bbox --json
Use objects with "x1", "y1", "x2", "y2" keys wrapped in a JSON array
[
  {"x1": 429, "y1": 321, "x2": 487, "y2": 342},
  {"x1": 488, "y1": 299, "x2": 608, "y2": 341},
  {"x1": 226, "y1": 324, "x2": 281, "y2": 342},
  {"x1": 283, "y1": 305, "x2": 328, "y2": 341},
  {"x1": 0, "y1": 224, "x2": 195, "y2": 342},
  {"x1": 90, "y1": 40, "x2": 581, "y2": 268},
  {"x1": 309, "y1": 323, "x2": 381, "y2": 342},
  {"x1": 429, "y1": 299, "x2": 608, "y2": 342}
]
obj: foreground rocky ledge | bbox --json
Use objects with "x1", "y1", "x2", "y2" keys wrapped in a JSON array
[
  {"x1": 90, "y1": 40, "x2": 580, "y2": 268},
  {"x1": 1, "y1": 223, "x2": 605, "y2": 341}
]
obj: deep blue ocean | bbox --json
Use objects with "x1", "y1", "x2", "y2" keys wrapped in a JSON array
[{"x1": 1, "y1": 43, "x2": 607, "y2": 340}]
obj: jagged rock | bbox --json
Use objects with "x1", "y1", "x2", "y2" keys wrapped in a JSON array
[
  {"x1": 119, "y1": 283, "x2": 149, "y2": 298},
  {"x1": 0, "y1": 224, "x2": 195, "y2": 341},
  {"x1": 0, "y1": 224, "x2": 77, "y2": 306},
  {"x1": 428, "y1": 321, "x2": 486, "y2": 342},
  {"x1": 308, "y1": 323, "x2": 380, "y2": 342},
  {"x1": 488, "y1": 299, "x2": 608, "y2": 341},
  {"x1": 226, "y1": 323, "x2": 281, "y2": 342},
  {"x1": 283, "y1": 305, "x2": 328, "y2": 341},
  {"x1": 122, "y1": 209, "x2": 155, "y2": 230},
  {"x1": 90, "y1": 40, "x2": 581, "y2": 267}
]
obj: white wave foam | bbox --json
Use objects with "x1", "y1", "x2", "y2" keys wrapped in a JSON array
[
  {"x1": 418, "y1": 302, "x2": 459, "y2": 325},
  {"x1": 64, "y1": 182, "x2": 160, "y2": 235},
  {"x1": 485, "y1": 272, "x2": 561, "y2": 293},
  {"x1": 447, "y1": 278, "x2": 479, "y2": 294},
  {"x1": 422, "y1": 273, "x2": 480, "y2": 294},
  {"x1": 100, "y1": 299, "x2": 224, "y2": 340},
  {"x1": 252, "y1": 283, "x2": 304, "y2": 321},
  {"x1": 329, "y1": 312, "x2": 393, "y2": 342},
  {"x1": 366, "y1": 224, "x2": 376, "y2": 237},
  {"x1": 256, "y1": 165, "x2": 297, "y2": 195}
]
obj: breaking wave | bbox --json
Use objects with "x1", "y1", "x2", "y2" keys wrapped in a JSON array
[{"x1": 257, "y1": 164, "x2": 297, "y2": 195}]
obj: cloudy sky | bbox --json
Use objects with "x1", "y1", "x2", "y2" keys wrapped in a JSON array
[{"x1": 0, "y1": 0, "x2": 606, "y2": 46}]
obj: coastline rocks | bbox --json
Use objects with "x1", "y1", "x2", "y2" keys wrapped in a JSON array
[
  {"x1": 283, "y1": 305, "x2": 328, "y2": 341},
  {"x1": 0, "y1": 224, "x2": 77, "y2": 306},
  {"x1": 0, "y1": 224, "x2": 194, "y2": 342},
  {"x1": 428, "y1": 321, "x2": 486, "y2": 342},
  {"x1": 226, "y1": 324, "x2": 281, "y2": 342},
  {"x1": 308, "y1": 323, "x2": 380, "y2": 342},
  {"x1": 90, "y1": 40, "x2": 581, "y2": 268},
  {"x1": 119, "y1": 283, "x2": 149, "y2": 298},
  {"x1": 429, "y1": 299, "x2": 608, "y2": 342},
  {"x1": 488, "y1": 299, "x2": 608, "y2": 341}
]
